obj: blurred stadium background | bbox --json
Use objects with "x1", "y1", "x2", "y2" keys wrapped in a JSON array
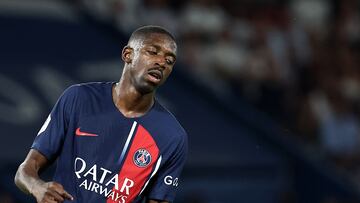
[{"x1": 1, "y1": 0, "x2": 360, "y2": 202}]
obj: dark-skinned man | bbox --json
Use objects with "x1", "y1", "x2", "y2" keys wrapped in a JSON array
[{"x1": 15, "y1": 25, "x2": 188, "y2": 203}]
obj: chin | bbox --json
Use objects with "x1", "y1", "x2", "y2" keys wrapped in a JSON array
[
  {"x1": 135, "y1": 83, "x2": 157, "y2": 95},
  {"x1": 133, "y1": 76, "x2": 163, "y2": 94}
]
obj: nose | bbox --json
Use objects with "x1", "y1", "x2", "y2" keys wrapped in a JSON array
[{"x1": 155, "y1": 56, "x2": 166, "y2": 69}]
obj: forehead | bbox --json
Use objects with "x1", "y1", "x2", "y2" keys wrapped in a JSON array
[{"x1": 140, "y1": 33, "x2": 177, "y2": 54}]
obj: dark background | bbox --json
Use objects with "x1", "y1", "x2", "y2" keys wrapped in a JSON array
[{"x1": 1, "y1": 0, "x2": 360, "y2": 202}]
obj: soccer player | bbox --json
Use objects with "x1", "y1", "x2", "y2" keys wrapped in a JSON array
[{"x1": 14, "y1": 25, "x2": 188, "y2": 203}]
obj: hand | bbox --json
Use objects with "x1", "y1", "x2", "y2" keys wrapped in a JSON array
[{"x1": 31, "y1": 181, "x2": 74, "y2": 203}]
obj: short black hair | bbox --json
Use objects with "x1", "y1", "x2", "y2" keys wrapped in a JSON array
[{"x1": 128, "y1": 25, "x2": 176, "y2": 44}]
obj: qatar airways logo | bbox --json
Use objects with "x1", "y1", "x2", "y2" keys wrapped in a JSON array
[{"x1": 74, "y1": 157, "x2": 134, "y2": 203}]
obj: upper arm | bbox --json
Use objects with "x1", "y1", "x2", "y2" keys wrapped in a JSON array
[
  {"x1": 22, "y1": 149, "x2": 50, "y2": 172},
  {"x1": 32, "y1": 85, "x2": 78, "y2": 160}
]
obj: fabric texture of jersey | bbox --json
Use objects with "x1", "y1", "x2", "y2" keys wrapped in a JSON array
[{"x1": 31, "y1": 82, "x2": 188, "y2": 203}]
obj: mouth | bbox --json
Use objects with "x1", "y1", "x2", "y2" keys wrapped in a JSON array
[{"x1": 147, "y1": 68, "x2": 163, "y2": 83}]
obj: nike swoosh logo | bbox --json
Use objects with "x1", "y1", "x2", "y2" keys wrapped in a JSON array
[{"x1": 76, "y1": 127, "x2": 98, "y2": 137}]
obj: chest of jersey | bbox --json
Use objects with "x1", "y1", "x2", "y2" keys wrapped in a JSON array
[
  {"x1": 68, "y1": 111, "x2": 161, "y2": 203},
  {"x1": 32, "y1": 83, "x2": 186, "y2": 203}
]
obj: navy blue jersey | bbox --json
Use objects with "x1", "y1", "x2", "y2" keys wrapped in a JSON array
[{"x1": 31, "y1": 82, "x2": 188, "y2": 203}]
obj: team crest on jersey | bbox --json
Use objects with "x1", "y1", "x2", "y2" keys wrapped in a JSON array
[{"x1": 133, "y1": 149, "x2": 151, "y2": 167}]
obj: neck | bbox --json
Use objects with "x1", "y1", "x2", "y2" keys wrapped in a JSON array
[{"x1": 112, "y1": 75, "x2": 155, "y2": 118}]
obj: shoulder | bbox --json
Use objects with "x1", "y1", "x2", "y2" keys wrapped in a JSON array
[
  {"x1": 62, "y1": 82, "x2": 112, "y2": 99},
  {"x1": 153, "y1": 102, "x2": 188, "y2": 161},
  {"x1": 153, "y1": 101, "x2": 188, "y2": 143},
  {"x1": 68, "y1": 82, "x2": 112, "y2": 94},
  {"x1": 58, "y1": 82, "x2": 112, "y2": 111}
]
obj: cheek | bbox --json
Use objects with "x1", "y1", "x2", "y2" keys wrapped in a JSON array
[
  {"x1": 135, "y1": 54, "x2": 152, "y2": 67},
  {"x1": 132, "y1": 57, "x2": 147, "y2": 72}
]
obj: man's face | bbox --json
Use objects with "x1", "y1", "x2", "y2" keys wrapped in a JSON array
[{"x1": 124, "y1": 33, "x2": 177, "y2": 94}]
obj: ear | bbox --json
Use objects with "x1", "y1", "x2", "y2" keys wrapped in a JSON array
[{"x1": 122, "y1": 46, "x2": 133, "y2": 63}]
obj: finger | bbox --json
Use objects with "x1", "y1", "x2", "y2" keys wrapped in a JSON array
[
  {"x1": 43, "y1": 196, "x2": 58, "y2": 203},
  {"x1": 53, "y1": 187, "x2": 73, "y2": 201},
  {"x1": 43, "y1": 200, "x2": 57, "y2": 203},
  {"x1": 47, "y1": 190, "x2": 64, "y2": 202},
  {"x1": 61, "y1": 190, "x2": 74, "y2": 201},
  {"x1": 50, "y1": 183, "x2": 73, "y2": 201},
  {"x1": 43, "y1": 190, "x2": 64, "y2": 203}
]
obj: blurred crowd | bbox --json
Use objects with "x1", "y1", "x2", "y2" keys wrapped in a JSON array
[
  {"x1": 0, "y1": 0, "x2": 359, "y2": 202},
  {"x1": 1, "y1": 0, "x2": 360, "y2": 202},
  {"x1": 70, "y1": 0, "x2": 360, "y2": 188}
]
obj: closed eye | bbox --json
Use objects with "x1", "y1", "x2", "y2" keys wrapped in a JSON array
[
  {"x1": 166, "y1": 59, "x2": 175, "y2": 65},
  {"x1": 147, "y1": 50, "x2": 157, "y2": 55}
]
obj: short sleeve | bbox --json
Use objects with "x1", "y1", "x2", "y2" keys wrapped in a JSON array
[
  {"x1": 146, "y1": 133, "x2": 188, "y2": 202},
  {"x1": 31, "y1": 85, "x2": 78, "y2": 161}
]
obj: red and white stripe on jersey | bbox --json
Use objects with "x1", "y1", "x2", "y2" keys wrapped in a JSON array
[{"x1": 107, "y1": 122, "x2": 160, "y2": 203}]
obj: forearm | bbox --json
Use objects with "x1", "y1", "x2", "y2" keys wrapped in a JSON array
[{"x1": 15, "y1": 160, "x2": 44, "y2": 195}]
